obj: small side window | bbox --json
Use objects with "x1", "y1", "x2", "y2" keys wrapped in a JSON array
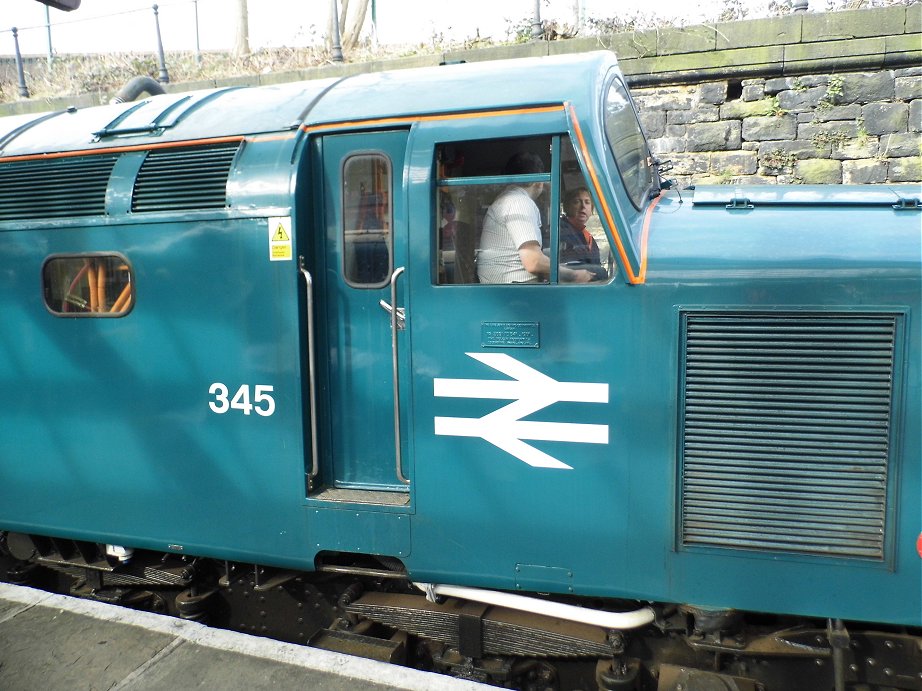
[
  {"x1": 342, "y1": 153, "x2": 392, "y2": 287},
  {"x1": 42, "y1": 255, "x2": 134, "y2": 317}
]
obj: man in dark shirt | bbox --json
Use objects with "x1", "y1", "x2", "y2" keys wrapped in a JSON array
[{"x1": 559, "y1": 186, "x2": 607, "y2": 281}]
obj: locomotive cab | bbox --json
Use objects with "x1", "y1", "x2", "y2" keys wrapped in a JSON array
[{"x1": 0, "y1": 51, "x2": 919, "y2": 691}]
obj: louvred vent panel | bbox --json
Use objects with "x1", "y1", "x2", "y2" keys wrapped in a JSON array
[{"x1": 680, "y1": 312, "x2": 897, "y2": 560}]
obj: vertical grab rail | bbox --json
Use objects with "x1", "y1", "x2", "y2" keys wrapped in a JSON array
[
  {"x1": 386, "y1": 267, "x2": 409, "y2": 484},
  {"x1": 298, "y1": 256, "x2": 320, "y2": 489}
]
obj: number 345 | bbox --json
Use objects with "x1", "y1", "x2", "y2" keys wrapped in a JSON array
[{"x1": 209, "y1": 383, "x2": 276, "y2": 416}]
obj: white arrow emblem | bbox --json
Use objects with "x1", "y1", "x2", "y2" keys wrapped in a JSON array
[{"x1": 433, "y1": 353, "x2": 609, "y2": 470}]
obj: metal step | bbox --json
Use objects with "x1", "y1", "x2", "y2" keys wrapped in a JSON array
[{"x1": 310, "y1": 487, "x2": 410, "y2": 506}]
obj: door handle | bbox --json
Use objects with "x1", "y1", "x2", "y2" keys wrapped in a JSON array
[{"x1": 378, "y1": 300, "x2": 406, "y2": 330}]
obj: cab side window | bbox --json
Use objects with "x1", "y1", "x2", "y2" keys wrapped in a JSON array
[
  {"x1": 436, "y1": 137, "x2": 551, "y2": 285},
  {"x1": 435, "y1": 136, "x2": 613, "y2": 286}
]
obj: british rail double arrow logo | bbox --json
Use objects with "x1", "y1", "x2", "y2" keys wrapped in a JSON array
[{"x1": 433, "y1": 353, "x2": 609, "y2": 469}]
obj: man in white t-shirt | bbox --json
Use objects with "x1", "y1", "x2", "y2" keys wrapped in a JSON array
[{"x1": 477, "y1": 152, "x2": 592, "y2": 284}]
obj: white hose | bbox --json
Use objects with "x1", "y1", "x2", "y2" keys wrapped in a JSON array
[{"x1": 413, "y1": 582, "x2": 656, "y2": 630}]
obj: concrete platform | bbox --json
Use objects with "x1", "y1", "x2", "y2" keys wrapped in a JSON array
[{"x1": 0, "y1": 583, "x2": 488, "y2": 690}]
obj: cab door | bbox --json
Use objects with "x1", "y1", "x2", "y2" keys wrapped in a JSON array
[{"x1": 309, "y1": 130, "x2": 411, "y2": 496}]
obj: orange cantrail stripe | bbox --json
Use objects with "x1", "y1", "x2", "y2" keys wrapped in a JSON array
[
  {"x1": 301, "y1": 104, "x2": 566, "y2": 133},
  {"x1": 0, "y1": 134, "x2": 271, "y2": 164}
]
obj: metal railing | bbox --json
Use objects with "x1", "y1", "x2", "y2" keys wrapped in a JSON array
[
  {"x1": 2, "y1": 1, "x2": 203, "y2": 97},
  {"x1": 3, "y1": 0, "x2": 813, "y2": 100}
]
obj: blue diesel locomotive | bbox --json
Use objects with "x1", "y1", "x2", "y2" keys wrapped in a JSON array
[{"x1": 0, "y1": 51, "x2": 919, "y2": 690}]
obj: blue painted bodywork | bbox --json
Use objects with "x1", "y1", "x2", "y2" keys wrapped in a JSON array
[{"x1": 0, "y1": 52, "x2": 919, "y2": 628}]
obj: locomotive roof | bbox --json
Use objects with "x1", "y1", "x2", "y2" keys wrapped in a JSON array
[{"x1": 0, "y1": 51, "x2": 617, "y2": 159}]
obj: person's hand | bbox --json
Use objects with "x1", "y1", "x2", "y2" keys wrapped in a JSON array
[{"x1": 573, "y1": 269, "x2": 593, "y2": 283}]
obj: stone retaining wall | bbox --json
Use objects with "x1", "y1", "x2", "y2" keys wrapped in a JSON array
[{"x1": 633, "y1": 67, "x2": 922, "y2": 186}]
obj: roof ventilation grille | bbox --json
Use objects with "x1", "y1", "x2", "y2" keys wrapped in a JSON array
[
  {"x1": 0, "y1": 154, "x2": 118, "y2": 221},
  {"x1": 131, "y1": 141, "x2": 240, "y2": 213}
]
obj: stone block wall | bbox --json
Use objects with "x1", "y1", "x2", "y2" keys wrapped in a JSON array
[
  {"x1": 609, "y1": 5, "x2": 922, "y2": 187},
  {"x1": 633, "y1": 67, "x2": 922, "y2": 187},
  {"x1": 632, "y1": 67, "x2": 922, "y2": 187}
]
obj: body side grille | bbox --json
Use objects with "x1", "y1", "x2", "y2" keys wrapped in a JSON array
[{"x1": 680, "y1": 312, "x2": 897, "y2": 560}]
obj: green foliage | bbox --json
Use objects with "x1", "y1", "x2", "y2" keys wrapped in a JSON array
[
  {"x1": 856, "y1": 115, "x2": 870, "y2": 144},
  {"x1": 768, "y1": 95, "x2": 787, "y2": 116},
  {"x1": 817, "y1": 75, "x2": 845, "y2": 111},
  {"x1": 760, "y1": 148, "x2": 797, "y2": 171},
  {"x1": 811, "y1": 129, "x2": 849, "y2": 148}
]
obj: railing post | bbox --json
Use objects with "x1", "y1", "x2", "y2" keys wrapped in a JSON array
[
  {"x1": 12, "y1": 27, "x2": 29, "y2": 99},
  {"x1": 152, "y1": 4, "x2": 170, "y2": 83},
  {"x1": 330, "y1": 0, "x2": 344, "y2": 62},
  {"x1": 193, "y1": 0, "x2": 201, "y2": 65},
  {"x1": 44, "y1": 7, "x2": 54, "y2": 67},
  {"x1": 531, "y1": 0, "x2": 543, "y2": 40},
  {"x1": 370, "y1": 0, "x2": 378, "y2": 48}
]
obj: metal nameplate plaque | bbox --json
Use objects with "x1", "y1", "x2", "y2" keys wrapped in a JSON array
[{"x1": 481, "y1": 321, "x2": 539, "y2": 348}]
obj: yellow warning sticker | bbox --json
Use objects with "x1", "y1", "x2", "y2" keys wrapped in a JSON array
[{"x1": 268, "y1": 216, "x2": 292, "y2": 261}]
